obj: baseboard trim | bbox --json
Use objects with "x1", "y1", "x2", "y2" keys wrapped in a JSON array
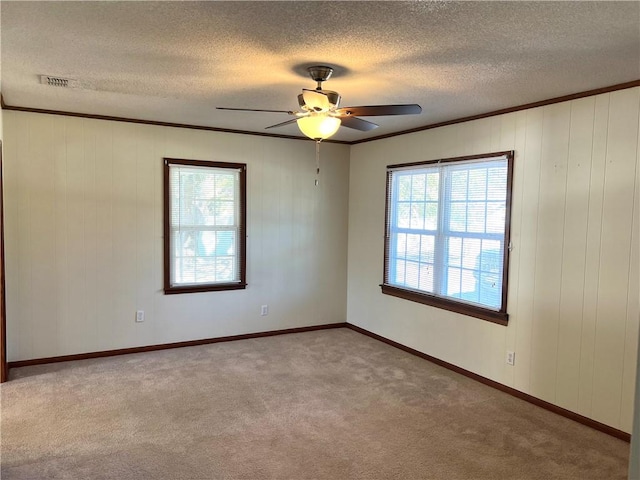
[
  {"x1": 345, "y1": 323, "x2": 631, "y2": 442},
  {"x1": 8, "y1": 321, "x2": 632, "y2": 442},
  {"x1": 8, "y1": 323, "x2": 347, "y2": 369}
]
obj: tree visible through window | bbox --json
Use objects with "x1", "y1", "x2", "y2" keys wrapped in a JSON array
[
  {"x1": 164, "y1": 158, "x2": 246, "y2": 294},
  {"x1": 382, "y1": 151, "x2": 514, "y2": 324}
]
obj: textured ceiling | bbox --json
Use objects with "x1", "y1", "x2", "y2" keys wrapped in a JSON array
[{"x1": 1, "y1": 1, "x2": 639, "y2": 142}]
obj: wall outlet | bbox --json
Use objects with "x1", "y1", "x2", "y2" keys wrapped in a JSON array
[
  {"x1": 506, "y1": 350, "x2": 515, "y2": 366},
  {"x1": 136, "y1": 310, "x2": 145, "y2": 322},
  {"x1": 260, "y1": 305, "x2": 269, "y2": 316}
]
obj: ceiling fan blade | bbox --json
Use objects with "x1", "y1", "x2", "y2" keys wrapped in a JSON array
[
  {"x1": 302, "y1": 89, "x2": 331, "y2": 111},
  {"x1": 335, "y1": 104, "x2": 422, "y2": 117},
  {"x1": 217, "y1": 107, "x2": 294, "y2": 114},
  {"x1": 339, "y1": 116, "x2": 379, "y2": 131},
  {"x1": 265, "y1": 118, "x2": 300, "y2": 130}
]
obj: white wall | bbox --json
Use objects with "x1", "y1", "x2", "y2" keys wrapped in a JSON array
[
  {"x1": 347, "y1": 87, "x2": 640, "y2": 433},
  {"x1": 4, "y1": 111, "x2": 350, "y2": 361}
]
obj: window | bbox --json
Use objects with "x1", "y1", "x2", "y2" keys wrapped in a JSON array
[
  {"x1": 382, "y1": 151, "x2": 514, "y2": 324},
  {"x1": 164, "y1": 158, "x2": 246, "y2": 294}
]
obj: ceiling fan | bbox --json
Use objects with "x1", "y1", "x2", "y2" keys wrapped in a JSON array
[{"x1": 217, "y1": 66, "x2": 422, "y2": 141}]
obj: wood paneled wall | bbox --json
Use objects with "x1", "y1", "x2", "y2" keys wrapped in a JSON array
[
  {"x1": 347, "y1": 87, "x2": 640, "y2": 432},
  {"x1": 3, "y1": 111, "x2": 350, "y2": 362}
]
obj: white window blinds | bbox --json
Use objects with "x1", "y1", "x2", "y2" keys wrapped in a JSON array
[
  {"x1": 168, "y1": 163, "x2": 242, "y2": 287},
  {"x1": 385, "y1": 153, "x2": 510, "y2": 313}
]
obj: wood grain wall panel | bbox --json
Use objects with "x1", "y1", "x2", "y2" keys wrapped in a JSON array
[
  {"x1": 94, "y1": 123, "x2": 115, "y2": 351},
  {"x1": 577, "y1": 94, "x2": 610, "y2": 417},
  {"x1": 591, "y1": 88, "x2": 639, "y2": 427},
  {"x1": 63, "y1": 118, "x2": 89, "y2": 354},
  {"x1": 530, "y1": 103, "x2": 571, "y2": 403},
  {"x1": 16, "y1": 115, "x2": 34, "y2": 360},
  {"x1": 485, "y1": 114, "x2": 516, "y2": 382},
  {"x1": 555, "y1": 97, "x2": 596, "y2": 411},
  {"x1": 29, "y1": 115, "x2": 57, "y2": 358},
  {"x1": 109, "y1": 122, "x2": 138, "y2": 350},
  {"x1": 620, "y1": 125, "x2": 639, "y2": 429},
  {"x1": 503, "y1": 111, "x2": 528, "y2": 387},
  {"x1": 436, "y1": 125, "x2": 457, "y2": 158},
  {"x1": 4, "y1": 114, "x2": 25, "y2": 360},
  {"x1": 347, "y1": 87, "x2": 639, "y2": 432},
  {"x1": 52, "y1": 119, "x2": 70, "y2": 356},
  {"x1": 82, "y1": 120, "x2": 100, "y2": 352},
  {"x1": 133, "y1": 125, "x2": 156, "y2": 347},
  {"x1": 513, "y1": 107, "x2": 544, "y2": 393}
]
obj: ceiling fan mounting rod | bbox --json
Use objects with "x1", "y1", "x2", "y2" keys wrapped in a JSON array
[{"x1": 307, "y1": 65, "x2": 333, "y2": 90}]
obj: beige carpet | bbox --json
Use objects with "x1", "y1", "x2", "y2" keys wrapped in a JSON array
[{"x1": 0, "y1": 328, "x2": 630, "y2": 479}]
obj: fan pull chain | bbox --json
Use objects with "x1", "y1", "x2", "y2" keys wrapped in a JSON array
[{"x1": 315, "y1": 140, "x2": 321, "y2": 186}]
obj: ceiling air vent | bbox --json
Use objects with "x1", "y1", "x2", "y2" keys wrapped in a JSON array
[{"x1": 40, "y1": 75, "x2": 79, "y2": 88}]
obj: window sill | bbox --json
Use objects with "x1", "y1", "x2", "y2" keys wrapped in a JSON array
[
  {"x1": 380, "y1": 284, "x2": 508, "y2": 326},
  {"x1": 165, "y1": 283, "x2": 247, "y2": 295}
]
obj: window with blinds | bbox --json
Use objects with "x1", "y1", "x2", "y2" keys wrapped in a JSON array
[
  {"x1": 164, "y1": 158, "x2": 246, "y2": 294},
  {"x1": 382, "y1": 151, "x2": 514, "y2": 325}
]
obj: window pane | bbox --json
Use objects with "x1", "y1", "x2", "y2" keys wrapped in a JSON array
[
  {"x1": 448, "y1": 237, "x2": 462, "y2": 268},
  {"x1": 420, "y1": 235, "x2": 435, "y2": 264},
  {"x1": 385, "y1": 153, "x2": 511, "y2": 319},
  {"x1": 176, "y1": 258, "x2": 196, "y2": 283},
  {"x1": 215, "y1": 201, "x2": 235, "y2": 226},
  {"x1": 215, "y1": 257, "x2": 235, "y2": 282},
  {"x1": 449, "y1": 202, "x2": 466, "y2": 232},
  {"x1": 425, "y1": 203, "x2": 438, "y2": 230},
  {"x1": 396, "y1": 233, "x2": 407, "y2": 259},
  {"x1": 479, "y1": 272, "x2": 501, "y2": 309},
  {"x1": 447, "y1": 267, "x2": 461, "y2": 297},
  {"x1": 398, "y1": 175, "x2": 412, "y2": 201},
  {"x1": 460, "y1": 269, "x2": 479, "y2": 303},
  {"x1": 411, "y1": 174, "x2": 426, "y2": 201},
  {"x1": 215, "y1": 173, "x2": 235, "y2": 200},
  {"x1": 487, "y1": 167, "x2": 507, "y2": 200},
  {"x1": 468, "y1": 169, "x2": 487, "y2": 200},
  {"x1": 166, "y1": 160, "x2": 246, "y2": 292},
  {"x1": 199, "y1": 231, "x2": 217, "y2": 255},
  {"x1": 467, "y1": 202, "x2": 486, "y2": 233},
  {"x1": 462, "y1": 238, "x2": 481, "y2": 269},
  {"x1": 406, "y1": 234, "x2": 421, "y2": 260},
  {"x1": 216, "y1": 231, "x2": 236, "y2": 255},
  {"x1": 426, "y1": 173, "x2": 440, "y2": 201},
  {"x1": 195, "y1": 257, "x2": 217, "y2": 282},
  {"x1": 480, "y1": 239, "x2": 502, "y2": 273},
  {"x1": 486, "y1": 202, "x2": 505, "y2": 234},
  {"x1": 405, "y1": 261, "x2": 420, "y2": 289},
  {"x1": 410, "y1": 203, "x2": 425, "y2": 229},
  {"x1": 174, "y1": 231, "x2": 195, "y2": 257},
  {"x1": 419, "y1": 263, "x2": 434, "y2": 292},
  {"x1": 450, "y1": 170, "x2": 468, "y2": 201},
  {"x1": 397, "y1": 202, "x2": 410, "y2": 228}
]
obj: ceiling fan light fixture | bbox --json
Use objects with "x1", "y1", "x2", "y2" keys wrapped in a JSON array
[{"x1": 297, "y1": 114, "x2": 341, "y2": 140}]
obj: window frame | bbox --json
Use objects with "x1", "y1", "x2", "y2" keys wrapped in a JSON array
[
  {"x1": 163, "y1": 158, "x2": 247, "y2": 295},
  {"x1": 381, "y1": 151, "x2": 514, "y2": 325}
]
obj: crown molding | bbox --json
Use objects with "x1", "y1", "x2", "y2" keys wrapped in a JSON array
[{"x1": 3, "y1": 79, "x2": 640, "y2": 146}]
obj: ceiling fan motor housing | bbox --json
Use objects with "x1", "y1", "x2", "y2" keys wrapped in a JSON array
[
  {"x1": 307, "y1": 65, "x2": 333, "y2": 83},
  {"x1": 298, "y1": 91, "x2": 341, "y2": 110}
]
